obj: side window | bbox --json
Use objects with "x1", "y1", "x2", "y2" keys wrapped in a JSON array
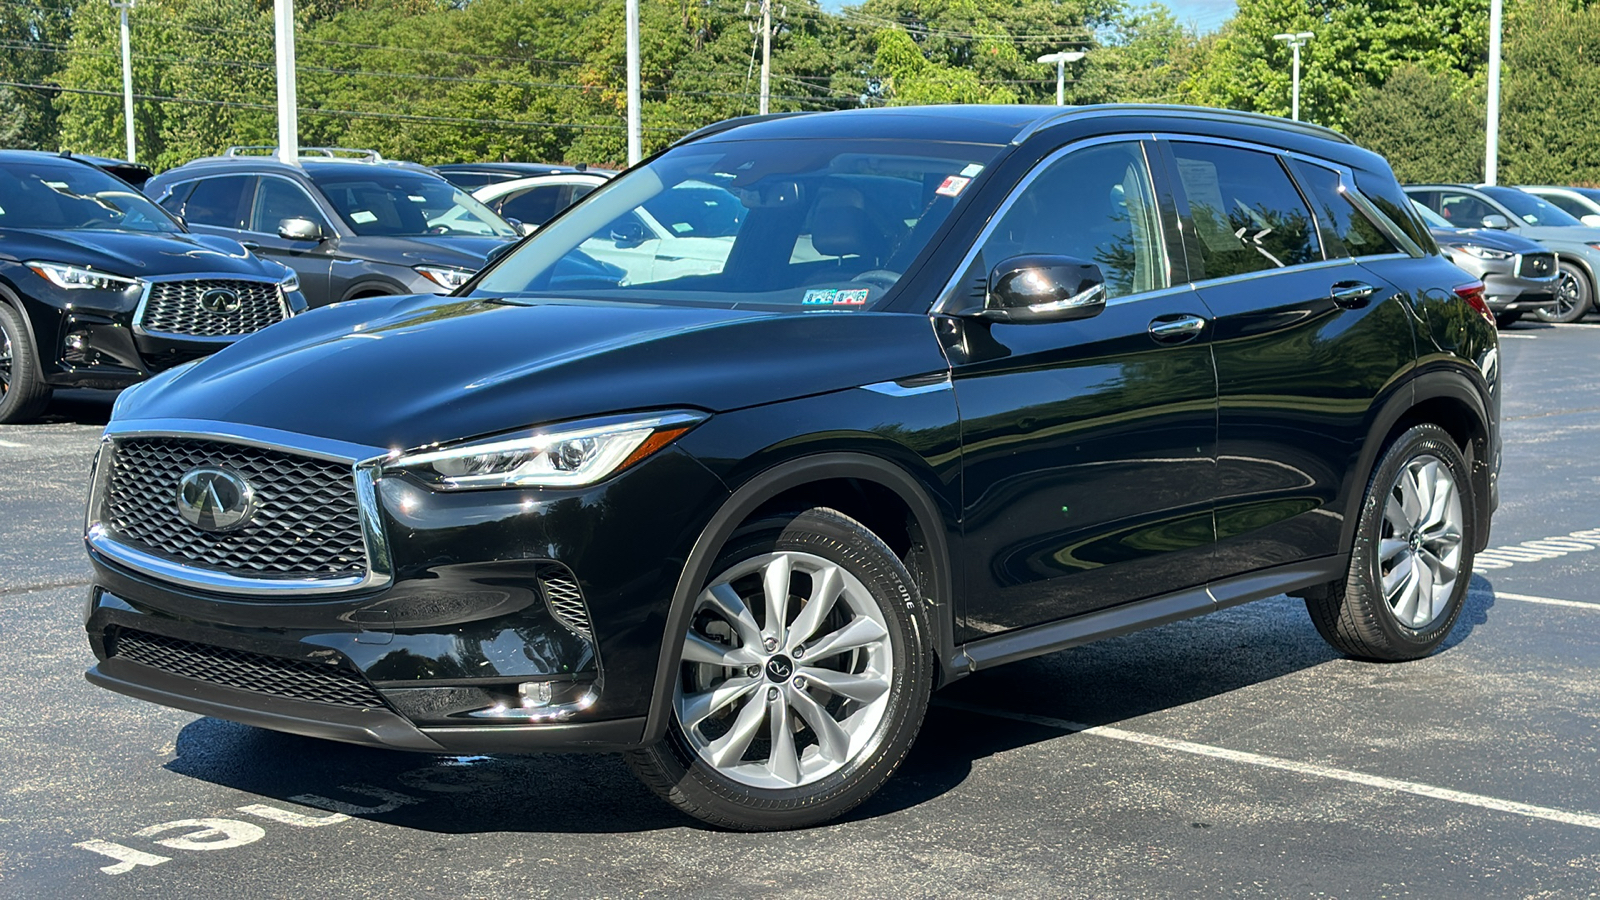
[
  {"x1": 250, "y1": 178, "x2": 326, "y2": 234},
  {"x1": 1541, "y1": 193, "x2": 1589, "y2": 218},
  {"x1": 1170, "y1": 142, "x2": 1320, "y2": 281},
  {"x1": 1436, "y1": 191, "x2": 1499, "y2": 227},
  {"x1": 500, "y1": 185, "x2": 569, "y2": 227},
  {"x1": 979, "y1": 141, "x2": 1165, "y2": 299},
  {"x1": 156, "y1": 181, "x2": 194, "y2": 216},
  {"x1": 181, "y1": 175, "x2": 255, "y2": 230},
  {"x1": 1363, "y1": 177, "x2": 1434, "y2": 253},
  {"x1": 1297, "y1": 164, "x2": 1399, "y2": 258}
]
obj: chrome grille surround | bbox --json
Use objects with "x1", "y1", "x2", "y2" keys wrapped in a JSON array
[
  {"x1": 87, "y1": 419, "x2": 393, "y2": 597},
  {"x1": 132, "y1": 273, "x2": 289, "y2": 341},
  {"x1": 1518, "y1": 252, "x2": 1557, "y2": 280}
]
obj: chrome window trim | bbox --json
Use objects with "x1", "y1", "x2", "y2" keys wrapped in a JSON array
[
  {"x1": 931, "y1": 133, "x2": 1169, "y2": 317},
  {"x1": 131, "y1": 271, "x2": 294, "y2": 342},
  {"x1": 85, "y1": 420, "x2": 394, "y2": 597}
]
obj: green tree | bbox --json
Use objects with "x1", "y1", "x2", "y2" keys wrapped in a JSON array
[
  {"x1": 0, "y1": 0, "x2": 73, "y2": 150},
  {"x1": 1499, "y1": 1, "x2": 1600, "y2": 185},
  {"x1": 1344, "y1": 65, "x2": 1482, "y2": 183}
]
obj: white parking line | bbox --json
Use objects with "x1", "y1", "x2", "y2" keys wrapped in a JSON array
[
  {"x1": 0, "y1": 439, "x2": 24, "y2": 448},
  {"x1": 1497, "y1": 333, "x2": 1538, "y2": 339},
  {"x1": 937, "y1": 700, "x2": 1600, "y2": 832},
  {"x1": 1476, "y1": 590, "x2": 1600, "y2": 611}
]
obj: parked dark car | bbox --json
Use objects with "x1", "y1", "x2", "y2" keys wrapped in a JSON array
[
  {"x1": 143, "y1": 149, "x2": 518, "y2": 307},
  {"x1": 0, "y1": 151, "x2": 304, "y2": 423},
  {"x1": 73, "y1": 153, "x2": 154, "y2": 190},
  {"x1": 1405, "y1": 183, "x2": 1600, "y2": 323},
  {"x1": 434, "y1": 161, "x2": 616, "y2": 190},
  {"x1": 1410, "y1": 200, "x2": 1558, "y2": 326},
  {"x1": 83, "y1": 105, "x2": 1499, "y2": 831}
]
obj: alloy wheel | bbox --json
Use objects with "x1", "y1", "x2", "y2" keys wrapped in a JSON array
[
  {"x1": 0, "y1": 327, "x2": 11, "y2": 395},
  {"x1": 674, "y1": 550, "x2": 894, "y2": 790},
  {"x1": 1378, "y1": 454, "x2": 1464, "y2": 629}
]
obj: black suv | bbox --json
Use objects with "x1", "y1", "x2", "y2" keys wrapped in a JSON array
[
  {"x1": 0, "y1": 151, "x2": 305, "y2": 423},
  {"x1": 144, "y1": 149, "x2": 518, "y2": 308},
  {"x1": 83, "y1": 106, "x2": 1499, "y2": 830}
]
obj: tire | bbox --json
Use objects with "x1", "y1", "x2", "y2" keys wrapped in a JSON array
[
  {"x1": 625, "y1": 507, "x2": 932, "y2": 830},
  {"x1": 1494, "y1": 311, "x2": 1520, "y2": 329},
  {"x1": 1305, "y1": 424, "x2": 1474, "y2": 661},
  {"x1": 0, "y1": 302, "x2": 51, "y2": 425},
  {"x1": 1536, "y1": 261, "x2": 1592, "y2": 323}
]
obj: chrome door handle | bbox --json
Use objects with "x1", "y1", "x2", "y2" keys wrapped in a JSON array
[
  {"x1": 1148, "y1": 314, "x2": 1207, "y2": 344},
  {"x1": 1331, "y1": 281, "x2": 1378, "y2": 309}
]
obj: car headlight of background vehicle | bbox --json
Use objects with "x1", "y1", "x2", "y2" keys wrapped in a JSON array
[
  {"x1": 415, "y1": 265, "x2": 474, "y2": 290},
  {"x1": 390, "y1": 411, "x2": 706, "y2": 489},
  {"x1": 1446, "y1": 244, "x2": 1515, "y2": 261},
  {"x1": 26, "y1": 261, "x2": 142, "y2": 292}
]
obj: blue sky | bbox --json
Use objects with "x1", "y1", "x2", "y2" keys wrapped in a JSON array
[{"x1": 1161, "y1": 0, "x2": 1237, "y2": 33}]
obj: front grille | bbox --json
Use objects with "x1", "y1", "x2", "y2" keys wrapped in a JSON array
[
  {"x1": 1519, "y1": 253, "x2": 1556, "y2": 279},
  {"x1": 103, "y1": 438, "x2": 367, "y2": 580},
  {"x1": 109, "y1": 628, "x2": 387, "y2": 709},
  {"x1": 540, "y1": 572, "x2": 592, "y2": 637},
  {"x1": 140, "y1": 279, "x2": 285, "y2": 337}
]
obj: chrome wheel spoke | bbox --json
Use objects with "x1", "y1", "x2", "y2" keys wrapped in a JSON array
[
  {"x1": 1412, "y1": 555, "x2": 1437, "y2": 625},
  {"x1": 679, "y1": 676, "x2": 760, "y2": 730},
  {"x1": 766, "y1": 690, "x2": 801, "y2": 784},
  {"x1": 1422, "y1": 467, "x2": 1456, "y2": 532},
  {"x1": 703, "y1": 582, "x2": 765, "y2": 649},
  {"x1": 787, "y1": 563, "x2": 842, "y2": 648},
  {"x1": 1379, "y1": 538, "x2": 1410, "y2": 565},
  {"x1": 682, "y1": 631, "x2": 760, "y2": 668},
  {"x1": 789, "y1": 686, "x2": 851, "y2": 763},
  {"x1": 707, "y1": 689, "x2": 768, "y2": 768},
  {"x1": 798, "y1": 666, "x2": 890, "y2": 703},
  {"x1": 1383, "y1": 552, "x2": 1415, "y2": 606},
  {"x1": 761, "y1": 553, "x2": 792, "y2": 648},
  {"x1": 1398, "y1": 466, "x2": 1425, "y2": 524},
  {"x1": 801, "y1": 617, "x2": 888, "y2": 661}
]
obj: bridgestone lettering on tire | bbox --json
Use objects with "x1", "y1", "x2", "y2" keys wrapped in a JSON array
[
  {"x1": 625, "y1": 507, "x2": 931, "y2": 830},
  {"x1": 1306, "y1": 424, "x2": 1476, "y2": 661}
]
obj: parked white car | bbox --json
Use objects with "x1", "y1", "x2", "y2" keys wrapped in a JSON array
[
  {"x1": 1518, "y1": 186, "x2": 1600, "y2": 227},
  {"x1": 472, "y1": 172, "x2": 608, "y2": 234}
]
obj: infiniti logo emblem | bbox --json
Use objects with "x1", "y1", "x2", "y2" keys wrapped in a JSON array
[
  {"x1": 198, "y1": 288, "x2": 243, "y2": 314},
  {"x1": 176, "y1": 466, "x2": 256, "y2": 533},
  {"x1": 765, "y1": 655, "x2": 794, "y2": 682}
]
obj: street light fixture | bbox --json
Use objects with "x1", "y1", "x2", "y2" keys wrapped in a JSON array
[
  {"x1": 1272, "y1": 31, "x2": 1314, "y2": 121},
  {"x1": 1036, "y1": 50, "x2": 1086, "y2": 107}
]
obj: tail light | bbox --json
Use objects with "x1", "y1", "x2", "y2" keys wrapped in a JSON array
[{"x1": 1453, "y1": 280, "x2": 1494, "y2": 325}]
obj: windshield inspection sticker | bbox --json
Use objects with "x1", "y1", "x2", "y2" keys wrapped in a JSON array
[
  {"x1": 936, "y1": 175, "x2": 972, "y2": 198},
  {"x1": 959, "y1": 163, "x2": 985, "y2": 178},
  {"x1": 803, "y1": 288, "x2": 870, "y2": 306},
  {"x1": 349, "y1": 210, "x2": 378, "y2": 224}
]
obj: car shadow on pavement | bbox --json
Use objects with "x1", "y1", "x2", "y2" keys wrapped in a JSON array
[
  {"x1": 37, "y1": 389, "x2": 116, "y2": 426},
  {"x1": 161, "y1": 585, "x2": 1500, "y2": 834}
]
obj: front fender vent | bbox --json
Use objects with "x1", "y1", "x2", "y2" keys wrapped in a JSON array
[{"x1": 539, "y1": 569, "x2": 592, "y2": 639}]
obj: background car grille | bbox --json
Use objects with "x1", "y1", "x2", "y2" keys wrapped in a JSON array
[
  {"x1": 1519, "y1": 253, "x2": 1557, "y2": 279},
  {"x1": 140, "y1": 279, "x2": 286, "y2": 337},
  {"x1": 103, "y1": 438, "x2": 367, "y2": 580},
  {"x1": 108, "y1": 628, "x2": 387, "y2": 709}
]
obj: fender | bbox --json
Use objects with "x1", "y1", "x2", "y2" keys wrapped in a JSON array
[
  {"x1": 1339, "y1": 361, "x2": 1494, "y2": 556},
  {"x1": 340, "y1": 280, "x2": 410, "y2": 302},
  {"x1": 639, "y1": 451, "x2": 956, "y2": 745}
]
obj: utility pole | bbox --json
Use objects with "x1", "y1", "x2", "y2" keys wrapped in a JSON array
[
  {"x1": 1036, "y1": 50, "x2": 1085, "y2": 106},
  {"x1": 1272, "y1": 31, "x2": 1314, "y2": 121},
  {"x1": 111, "y1": 0, "x2": 135, "y2": 162},
  {"x1": 273, "y1": 0, "x2": 299, "y2": 162},
  {"x1": 1485, "y1": 0, "x2": 1503, "y2": 185},
  {"x1": 758, "y1": 0, "x2": 771, "y2": 115},
  {"x1": 626, "y1": 0, "x2": 640, "y2": 165}
]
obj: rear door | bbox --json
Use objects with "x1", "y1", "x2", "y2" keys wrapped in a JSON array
[
  {"x1": 1163, "y1": 139, "x2": 1417, "y2": 571},
  {"x1": 948, "y1": 139, "x2": 1220, "y2": 637}
]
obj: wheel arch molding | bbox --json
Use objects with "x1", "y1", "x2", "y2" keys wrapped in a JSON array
[{"x1": 639, "y1": 451, "x2": 957, "y2": 745}]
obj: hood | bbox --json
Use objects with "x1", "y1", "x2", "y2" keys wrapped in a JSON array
[
  {"x1": 1430, "y1": 226, "x2": 1547, "y2": 254},
  {"x1": 1511, "y1": 224, "x2": 1600, "y2": 247},
  {"x1": 338, "y1": 234, "x2": 514, "y2": 270},
  {"x1": 113, "y1": 294, "x2": 950, "y2": 452},
  {"x1": 0, "y1": 228, "x2": 273, "y2": 278}
]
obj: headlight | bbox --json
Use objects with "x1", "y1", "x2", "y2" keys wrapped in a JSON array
[
  {"x1": 389, "y1": 411, "x2": 706, "y2": 490},
  {"x1": 26, "y1": 261, "x2": 141, "y2": 291},
  {"x1": 415, "y1": 265, "x2": 474, "y2": 291},
  {"x1": 1447, "y1": 244, "x2": 1514, "y2": 261},
  {"x1": 279, "y1": 270, "x2": 300, "y2": 294}
]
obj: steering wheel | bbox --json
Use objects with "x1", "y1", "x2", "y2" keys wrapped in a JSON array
[{"x1": 850, "y1": 269, "x2": 901, "y2": 290}]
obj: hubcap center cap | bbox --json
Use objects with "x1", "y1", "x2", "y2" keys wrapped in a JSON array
[{"x1": 765, "y1": 655, "x2": 794, "y2": 683}]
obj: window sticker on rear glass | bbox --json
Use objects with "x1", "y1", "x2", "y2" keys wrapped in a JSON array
[
  {"x1": 802, "y1": 288, "x2": 870, "y2": 307},
  {"x1": 936, "y1": 175, "x2": 971, "y2": 198}
]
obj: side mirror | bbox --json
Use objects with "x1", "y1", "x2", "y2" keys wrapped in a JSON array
[
  {"x1": 1582, "y1": 214, "x2": 1600, "y2": 228},
  {"x1": 484, "y1": 241, "x2": 517, "y2": 268},
  {"x1": 979, "y1": 255, "x2": 1107, "y2": 324},
  {"x1": 278, "y1": 217, "x2": 326, "y2": 242},
  {"x1": 1480, "y1": 214, "x2": 1512, "y2": 230},
  {"x1": 609, "y1": 220, "x2": 648, "y2": 248}
]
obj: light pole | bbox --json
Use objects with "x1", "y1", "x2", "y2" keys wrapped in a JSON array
[
  {"x1": 1485, "y1": 0, "x2": 1503, "y2": 185},
  {"x1": 273, "y1": 0, "x2": 298, "y2": 162},
  {"x1": 1272, "y1": 31, "x2": 1314, "y2": 121},
  {"x1": 110, "y1": 0, "x2": 135, "y2": 162},
  {"x1": 626, "y1": 0, "x2": 640, "y2": 165},
  {"x1": 1036, "y1": 50, "x2": 1085, "y2": 107}
]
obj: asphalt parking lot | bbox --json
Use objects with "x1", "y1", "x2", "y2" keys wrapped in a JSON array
[{"x1": 4, "y1": 321, "x2": 1600, "y2": 898}]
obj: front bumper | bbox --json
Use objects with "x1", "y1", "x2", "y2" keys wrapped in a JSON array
[{"x1": 83, "y1": 439, "x2": 729, "y2": 754}]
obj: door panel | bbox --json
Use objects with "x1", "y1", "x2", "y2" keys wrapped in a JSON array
[
  {"x1": 246, "y1": 177, "x2": 334, "y2": 304},
  {"x1": 948, "y1": 139, "x2": 1219, "y2": 638}
]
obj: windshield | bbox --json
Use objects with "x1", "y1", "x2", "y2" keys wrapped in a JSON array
[
  {"x1": 310, "y1": 168, "x2": 517, "y2": 238},
  {"x1": 1480, "y1": 186, "x2": 1583, "y2": 227},
  {"x1": 1411, "y1": 200, "x2": 1454, "y2": 229},
  {"x1": 0, "y1": 158, "x2": 181, "y2": 233},
  {"x1": 472, "y1": 138, "x2": 1004, "y2": 311}
]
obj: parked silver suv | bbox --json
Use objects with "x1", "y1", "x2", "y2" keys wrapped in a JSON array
[{"x1": 1411, "y1": 200, "x2": 1558, "y2": 326}]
